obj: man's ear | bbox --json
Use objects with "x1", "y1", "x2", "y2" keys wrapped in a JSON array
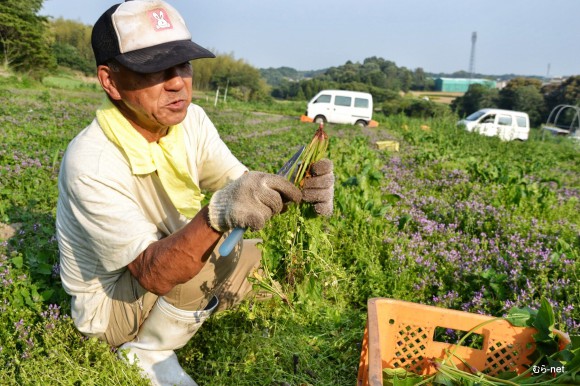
[{"x1": 97, "y1": 65, "x2": 122, "y2": 101}]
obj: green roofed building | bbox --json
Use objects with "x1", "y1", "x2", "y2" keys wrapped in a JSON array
[{"x1": 434, "y1": 78, "x2": 496, "y2": 92}]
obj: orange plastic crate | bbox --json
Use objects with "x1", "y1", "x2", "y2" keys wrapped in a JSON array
[{"x1": 357, "y1": 298, "x2": 539, "y2": 386}]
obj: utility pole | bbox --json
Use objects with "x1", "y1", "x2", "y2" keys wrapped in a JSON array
[
  {"x1": 469, "y1": 31, "x2": 477, "y2": 81},
  {"x1": 223, "y1": 79, "x2": 229, "y2": 103}
]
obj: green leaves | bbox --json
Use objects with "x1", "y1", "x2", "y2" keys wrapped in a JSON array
[
  {"x1": 562, "y1": 345, "x2": 580, "y2": 381},
  {"x1": 383, "y1": 368, "x2": 423, "y2": 386},
  {"x1": 504, "y1": 298, "x2": 580, "y2": 384},
  {"x1": 10, "y1": 253, "x2": 24, "y2": 269},
  {"x1": 505, "y1": 306, "x2": 537, "y2": 327},
  {"x1": 532, "y1": 298, "x2": 556, "y2": 342},
  {"x1": 506, "y1": 298, "x2": 558, "y2": 356}
]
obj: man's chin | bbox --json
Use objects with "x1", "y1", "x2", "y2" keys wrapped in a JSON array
[{"x1": 162, "y1": 109, "x2": 188, "y2": 127}]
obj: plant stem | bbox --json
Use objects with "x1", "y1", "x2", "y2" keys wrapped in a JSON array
[{"x1": 441, "y1": 317, "x2": 503, "y2": 367}]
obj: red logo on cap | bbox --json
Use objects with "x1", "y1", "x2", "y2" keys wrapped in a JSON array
[{"x1": 149, "y1": 8, "x2": 173, "y2": 31}]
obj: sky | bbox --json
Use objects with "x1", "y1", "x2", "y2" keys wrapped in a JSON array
[{"x1": 40, "y1": 0, "x2": 579, "y2": 77}]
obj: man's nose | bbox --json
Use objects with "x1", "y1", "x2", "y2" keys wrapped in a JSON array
[{"x1": 164, "y1": 67, "x2": 187, "y2": 89}]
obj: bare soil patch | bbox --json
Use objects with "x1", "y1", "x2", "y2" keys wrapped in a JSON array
[{"x1": 0, "y1": 222, "x2": 22, "y2": 241}]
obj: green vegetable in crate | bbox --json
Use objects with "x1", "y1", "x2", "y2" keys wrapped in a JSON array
[{"x1": 383, "y1": 298, "x2": 579, "y2": 385}]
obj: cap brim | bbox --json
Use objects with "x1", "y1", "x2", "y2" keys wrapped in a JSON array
[{"x1": 115, "y1": 40, "x2": 215, "y2": 74}]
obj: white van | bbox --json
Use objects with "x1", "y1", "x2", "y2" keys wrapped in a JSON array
[
  {"x1": 457, "y1": 108, "x2": 530, "y2": 141},
  {"x1": 306, "y1": 90, "x2": 374, "y2": 127}
]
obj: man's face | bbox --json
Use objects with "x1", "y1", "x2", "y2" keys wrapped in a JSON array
[{"x1": 106, "y1": 62, "x2": 193, "y2": 136}]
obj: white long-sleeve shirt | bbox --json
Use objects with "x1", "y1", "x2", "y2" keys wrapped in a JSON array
[{"x1": 56, "y1": 103, "x2": 247, "y2": 336}]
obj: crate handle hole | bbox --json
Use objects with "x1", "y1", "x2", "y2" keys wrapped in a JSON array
[{"x1": 433, "y1": 326, "x2": 484, "y2": 349}]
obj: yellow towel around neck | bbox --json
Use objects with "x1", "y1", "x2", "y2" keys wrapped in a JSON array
[{"x1": 96, "y1": 99, "x2": 204, "y2": 219}]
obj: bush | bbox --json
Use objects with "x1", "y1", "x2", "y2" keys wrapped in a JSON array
[{"x1": 381, "y1": 95, "x2": 451, "y2": 118}]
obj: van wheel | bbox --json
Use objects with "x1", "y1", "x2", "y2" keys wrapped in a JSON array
[
  {"x1": 355, "y1": 120, "x2": 367, "y2": 127},
  {"x1": 314, "y1": 115, "x2": 326, "y2": 125}
]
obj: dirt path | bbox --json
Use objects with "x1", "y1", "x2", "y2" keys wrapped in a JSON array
[{"x1": 0, "y1": 223, "x2": 21, "y2": 241}]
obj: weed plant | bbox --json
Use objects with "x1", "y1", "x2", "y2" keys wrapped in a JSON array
[{"x1": 0, "y1": 77, "x2": 578, "y2": 385}]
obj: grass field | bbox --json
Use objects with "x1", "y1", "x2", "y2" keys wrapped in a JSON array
[{"x1": 0, "y1": 76, "x2": 578, "y2": 385}]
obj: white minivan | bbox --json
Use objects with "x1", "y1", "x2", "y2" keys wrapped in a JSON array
[
  {"x1": 306, "y1": 90, "x2": 374, "y2": 127},
  {"x1": 457, "y1": 108, "x2": 530, "y2": 141}
]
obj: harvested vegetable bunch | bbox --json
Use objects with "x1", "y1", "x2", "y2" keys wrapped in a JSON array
[
  {"x1": 247, "y1": 124, "x2": 331, "y2": 305},
  {"x1": 290, "y1": 123, "x2": 329, "y2": 187}
]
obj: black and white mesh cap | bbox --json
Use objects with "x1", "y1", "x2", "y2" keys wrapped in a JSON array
[{"x1": 91, "y1": 0, "x2": 214, "y2": 73}]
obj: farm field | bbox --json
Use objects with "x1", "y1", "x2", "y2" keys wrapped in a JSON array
[
  {"x1": 0, "y1": 75, "x2": 579, "y2": 385},
  {"x1": 409, "y1": 91, "x2": 464, "y2": 105}
]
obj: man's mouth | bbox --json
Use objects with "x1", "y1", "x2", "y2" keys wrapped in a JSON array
[{"x1": 166, "y1": 99, "x2": 187, "y2": 110}]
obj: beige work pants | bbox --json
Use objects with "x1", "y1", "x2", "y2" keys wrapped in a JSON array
[{"x1": 103, "y1": 237, "x2": 262, "y2": 347}]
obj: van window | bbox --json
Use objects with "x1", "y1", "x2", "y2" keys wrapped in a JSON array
[
  {"x1": 314, "y1": 94, "x2": 331, "y2": 104},
  {"x1": 481, "y1": 114, "x2": 495, "y2": 124},
  {"x1": 498, "y1": 115, "x2": 512, "y2": 126},
  {"x1": 516, "y1": 116, "x2": 527, "y2": 127},
  {"x1": 334, "y1": 96, "x2": 352, "y2": 107},
  {"x1": 466, "y1": 111, "x2": 486, "y2": 121},
  {"x1": 354, "y1": 98, "x2": 369, "y2": 108}
]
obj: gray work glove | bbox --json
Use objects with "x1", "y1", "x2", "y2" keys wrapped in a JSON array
[
  {"x1": 301, "y1": 159, "x2": 334, "y2": 217},
  {"x1": 208, "y1": 171, "x2": 302, "y2": 232}
]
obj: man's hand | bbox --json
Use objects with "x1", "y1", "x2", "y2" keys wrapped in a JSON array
[
  {"x1": 208, "y1": 171, "x2": 302, "y2": 232},
  {"x1": 302, "y1": 158, "x2": 334, "y2": 216}
]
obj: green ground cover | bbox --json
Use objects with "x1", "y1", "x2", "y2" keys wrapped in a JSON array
[
  {"x1": 0, "y1": 78, "x2": 578, "y2": 385},
  {"x1": 42, "y1": 76, "x2": 98, "y2": 91}
]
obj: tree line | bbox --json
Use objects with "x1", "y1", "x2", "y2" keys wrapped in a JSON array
[
  {"x1": 263, "y1": 57, "x2": 433, "y2": 101},
  {"x1": 1, "y1": 1, "x2": 578, "y2": 124}
]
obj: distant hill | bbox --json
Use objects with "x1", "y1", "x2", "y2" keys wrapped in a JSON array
[
  {"x1": 259, "y1": 66, "x2": 327, "y2": 87},
  {"x1": 260, "y1": 65, "x2": 545, "y2": 88}
]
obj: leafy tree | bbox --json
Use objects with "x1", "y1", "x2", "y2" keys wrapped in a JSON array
[
  {"x1": 413, "y1": 67, "x2": 429, "y2": 91},
  {"x1": 191, "y1": 53, "x2": 271, "y2": 102},
  {"x1": 399, "y1": 68, "x2": 413, "y2": 92},
  {"x1": 260, "y1": 66, "x2": 304, "y2": 87},
  {"x1": 508, "y1": 85, "x2": 545, "y2": 126},
  {"x1": 542, "y1": 76, "x2": 580, "y2": 115},
  {"x1": 559, "y1": 76, "x2": 580, "y2": 104},
  {"x1": 498, "y1": 78, "x2": 541, "y2": 109},
  {"x1": 49, "y1": 18, "x2": 93, "y2": 74},
  {"x1": 295, "y1": 86, "x2": 305, "y2": 101},
  {"x1": 452, "y1": 84, "x2": 499, "y2": 117},
  {"x1": 496, "y1": 78, "x2": 545, "y2": 126},
  {"x1": 360, "y1": 61, "x2": 385, "y2": 87},
  {"x1": 331, "y1": 60, "x2": 360, "y2": 83},
  {"x1": 0, "y1": 0, "x2": 55, "y2": 75},
  {"x1": 379, "y1": 90, "x2": 406, "y2": 115},
  {"x1": 51, "y1": 42, "x2": 94, "y2": 75}
]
